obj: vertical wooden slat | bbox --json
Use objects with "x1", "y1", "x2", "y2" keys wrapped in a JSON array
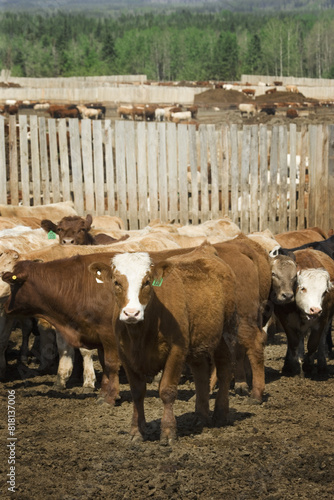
[
  {"x1": 38, "y1": 117, "x2": 50, "y2": 205},
  {"x1": 115, "y1": 120, "x2": 127, "y2": 222},
  {"x1": 124, "y1": 120, "x2": 138, "y2": 229},
  {"x1": 308, "y1": 125, "x2": 317, "y2": 228},
  {"x1": 167, "y1": 122, "x2": 178, "y2": 222},
  {"x1": 93, "y1": 120, "x2": 105, "y2": 216},
  {"x1": 278, "y1": 126, "x2": 288, "y2": 233},
  {"x1": 29, "y1": 115, "x2": 41, "y2": 205},
  {"x1": 0, "y1": 116, "x2": 6, "y2": 203},
  {"x1": 220, "y1": 126, "x2": 230, "y2": 218},
  {"x1": 178, "y1": 124, "x2": 189, "y2": 226},
  {"x1": 188, "y1": 125, "x2": 198, "y2": 224},
  {"x1": 81, "y1": 119, "x2": 95, "y2": 214},
  {"x1": 147, "y1": 122, "x2": 158, "y2": 221},
  {"x1": 208, "y1": 124, "x2": 219, "y2": 219},
  {"x1": 19, "y1": 114, "x2": 30, "y2": 205},
  {"x1": 328, "y1": 125, "x2": 334, "y2": 232},
  {"x1": 269, "y1": 125, "x2": 279, "y2": 234},
  {"x1": 288, "y1": 124, "x2": 297, "y2": 231},
  {"x1": 318, "y1": 125, "x2": 329, "y2": 231},
  {"x1": 259, "y1": 124, "x2": 268, "y2": 231},
  {"x1": 137, "y1": 122, "x2": 148, "y2": 228},
  {"x1": 68, "y1": 118, "x2": 84, "y2": 215},
  {"x1": 240, "y1": 126, "x2": 251, "y2": 234},
  {"x1": 104, "y1": 120, "x2": 116, "y2": 216},
  {"x1": 9, "y1": 115, "x2": 19, "y2": 205},
  {"x1": 58, "y1": 119, "x2": 71, "y2": 203},
  {"x1": 230, "y1": 124, "x2": 239, "y2": 225},
  {"x1": 199, "y1": 125, "x2": 209, "y2": 222},
  {"x1": 48, "y1": 118, "x2": 60, "y2": 203},
  {"x1": 157, "y1": 122, "x2": 168, "y2": 223},
  {"x1": 297, "y1": 125, "x2": 307, "y2": 229},
  {"x1": 249, "y1": 125, "x2": 259, "y2": 233}
]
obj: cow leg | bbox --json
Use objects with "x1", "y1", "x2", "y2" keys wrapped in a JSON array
[
  {"x1": 159, "y1": 347, "x2": 185, "y2": 445},
  {"x1": 19, "y1": 318, "x2": 34, "y2": 364},
  {"x1": 79, "y1": 348, "x2": 96, "y2": 390},
  {"x1": 54, "y1": 331, "x2": 75, "y2": 389},
  {"x1": 212, "y1": 337, "x2": 233, "y2": 426},
  {"x1": 238, "y1": 321, "x2": 266, "y2": 402},
  {"x1": 234, "y1": 343, "x2": 249, "y2": 396},
  {"x1": 190, "y1": 356, "x2": 211, "y2": 423},
  {"x1": 97, "y1": 347, "x2": 120, "y2": 405},
  {"x1": 303, "y1": 321, "x2": 328, "y2": 375},
  {"x1": 0, "y1": 315, "x2": 15, "y2": 380},
  {"x1": 122, "y1": 363, "x2": 147, "y2": 441},
  {"x1": 36, "y1": 322, "x2": 58, "y2": 374}
]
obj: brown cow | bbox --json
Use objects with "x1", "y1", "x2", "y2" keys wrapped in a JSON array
[
  {"x1": 40, "y1": 214, "x2": 127, "y2": 245},
  {"x1": 88, "y1": 244, "x2": 239, "y2": 443},
  {"x1": 274, "y1": 227, "x2": 327, "y2": 248}
]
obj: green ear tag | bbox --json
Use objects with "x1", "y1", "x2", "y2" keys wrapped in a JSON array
[
  {"x1": 152, "y1": 278, "x2": 163, "y2": 287},
  {"x1": 48, "y1": 230, "x2": 57, "y2": 240}
]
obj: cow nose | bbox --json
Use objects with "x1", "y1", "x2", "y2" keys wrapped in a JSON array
[
  {"x1": 122, "y1": 308, "x2": 143, "y2": 323},
  {"x1": 309, "y1": 306, "x2": 322, "y2": 316},
  {"x1": 62, "y1": 238, "x2": 74, "y2": 245},
  {"x1": 281, "y1": 292, "x2": 294, "y2": 302}
]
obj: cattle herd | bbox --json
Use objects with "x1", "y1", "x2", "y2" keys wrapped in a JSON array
[{"x1": 0, "y1": 201, "x2": 333, "y2": 444}]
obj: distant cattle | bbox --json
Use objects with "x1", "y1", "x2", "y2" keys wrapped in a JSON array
[
  {"x1": 48, "y1": 105, "x2": 81, "y2": 119},
  {"x1": 171, "y1": 111, "x2": 192, "y2": 123},
  {"x1": 265, "y1": 87, "x2": 277, "y2": 95},
  {"x1": 88, "y1": 245, "x2": 239, "y2": 443},
  {"x1": 76, "y1": 105, "x2": 103, "y2": 120},
  {"x1": 40, "y1": 214, "x2": 127, "y2": 245},
  {"x1": 239, "y1": 103, "x2": 257, "y2": 117},
  {"x1": 286, "y1": 85, "x2": 299, "y2": 93},
  {"x1": 260, "y1": 106, "x2": 276, "y2": 115},
  {"x1": 241, "y1": 88, "x2": 255, "y2": 97},
  {"x1": 286, "y1": 108, "x2": 298, "y2": 119},
  {"x1": 117, "y1": 105, "x2": 135, "y2": 120}
]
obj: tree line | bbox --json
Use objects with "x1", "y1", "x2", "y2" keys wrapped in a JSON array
[{"x1": 1, "y1": 9, "x2": 334, "y2": 81}]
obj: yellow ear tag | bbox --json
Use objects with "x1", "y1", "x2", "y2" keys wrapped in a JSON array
[{"x1": 12, "y1": 275, "x2": 17, "y2": 280}]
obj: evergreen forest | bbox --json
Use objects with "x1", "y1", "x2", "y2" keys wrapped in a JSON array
[{"x1": 1, "y1": 7, "x2": 334, "y2": 81}]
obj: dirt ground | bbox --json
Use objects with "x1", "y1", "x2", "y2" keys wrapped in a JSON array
[{"x1": 0, "y1": 326, "x2": 333, "y2": 500}]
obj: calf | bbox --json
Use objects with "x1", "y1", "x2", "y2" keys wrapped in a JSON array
[
  {"x1": 89, "y1": 245, "x2": 238, "y2": 444},
  {"x1": 41, "y1": 214, "x2": 126, "y2": 245}
]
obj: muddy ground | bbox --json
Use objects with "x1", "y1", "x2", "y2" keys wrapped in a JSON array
[{"x1": 0, "y1": 327, "x2": 333, "y2": 500}]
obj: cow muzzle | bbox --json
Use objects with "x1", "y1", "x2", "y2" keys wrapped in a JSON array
[{"x1": 120, "y1": 307, "x2": 144, "y2": 324}]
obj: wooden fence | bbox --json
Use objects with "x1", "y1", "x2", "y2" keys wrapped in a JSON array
[{"x1": 0, "y1": 115, "x2": 333, "y2": 233}]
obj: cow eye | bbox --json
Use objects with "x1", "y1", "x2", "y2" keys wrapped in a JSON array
[
  {"x1": 143, "y1": 280, "x2": 150, "y2": 288},
  {"x1": 114, "y1": 280, "x2": 122, "y2": 289},
  {"x1": 271, "y1": 272, "x2": 276, "y2": 278}
]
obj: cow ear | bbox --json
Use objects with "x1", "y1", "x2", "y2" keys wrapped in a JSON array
[
  {"x1": 41, "y1": 219, "x2": 57, "y2": 233},
  {"x1": 88, "y1": 262, "x2": 112, "y2": 284},
  {"x1": 2, "y1": 271, "x2": 25, "y2": 286},
  {"x1": 85, "y1": 214, "x2": 93, "y2": 230},
  {"x1": 152, "y1": 261, "x2": 173, "y2": 285}
]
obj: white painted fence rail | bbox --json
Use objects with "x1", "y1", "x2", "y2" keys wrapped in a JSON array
[{"x1": 0, "y1": 116, "x2": 332, "y2": 233}]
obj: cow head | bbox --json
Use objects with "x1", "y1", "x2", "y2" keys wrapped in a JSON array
[
  {"x1": 295, "y1": 268, "x2": 333, "y2": 320},
  {"x1": 89, "y1": 252, "x2": 172, "y2": 325},
  {"x1": 41, "y1": 215, "x2": 93, "y2": 245},
  {"x1": 270, "y1": 254, "x2": 297, "y2": 305}
]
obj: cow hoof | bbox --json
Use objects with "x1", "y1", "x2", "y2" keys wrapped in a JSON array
[
  {"x1": 212, "y1": 413, "x2": 230, "y2": 427},
  {"x1": 160, "y1": 434, "x2": 177, "y2": 446},
  {"x1": 130, "y1": 433, "x2": 144, "y2": 444},
  {"x1": 234, "y1": 382, "x2": 249, "y2": 396},
  {"x1": 53, "y1": 382, "x2": 66, "y2": 390}
]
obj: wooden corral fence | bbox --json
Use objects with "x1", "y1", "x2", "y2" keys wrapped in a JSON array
[{"x1": 0, "y1": 115, "x2": 333, "y2": 233}]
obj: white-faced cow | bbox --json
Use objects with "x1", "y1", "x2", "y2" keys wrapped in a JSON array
[
  {"x1": 269, "y1": 249, "x2": 334, "y2": 376},
  {"x1": 89, "y1": 245, "x2": 239, "y2": 444}
]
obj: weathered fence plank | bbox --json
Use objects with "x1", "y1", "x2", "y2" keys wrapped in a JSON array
[
  {"x1": 0, "y1": 116, "x2": 6, "y2": 203},
  {"x1": 18, "y1": 114, "x2": 30, "y2": 206},
  {"x1": 1, "y1": 117, "x2": 332, "y2": 234}
]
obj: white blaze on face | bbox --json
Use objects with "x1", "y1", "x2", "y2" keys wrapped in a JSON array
[
  {"x1": 112, "y1": 252, "x2": 152, "y2": 323},
  {"x1": 295, "y1": 268, "x2": 332, "y2": 318}
]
